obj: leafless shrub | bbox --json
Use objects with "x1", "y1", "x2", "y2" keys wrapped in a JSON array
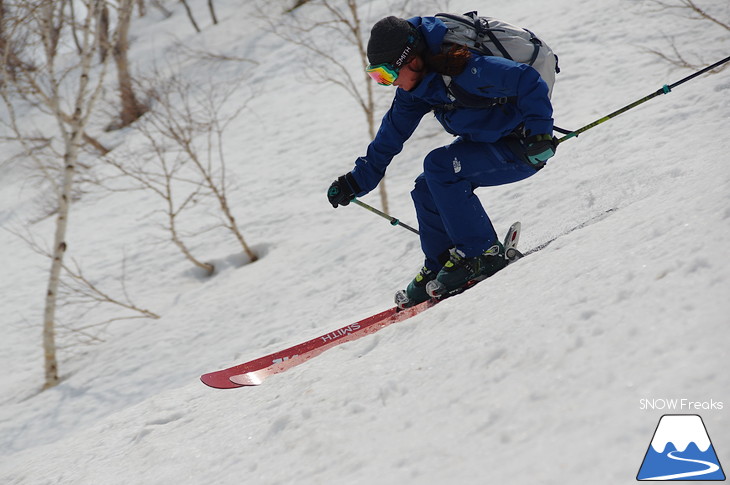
[
  {"x1": 643, "y1": 0, "x2": 729, "y2": 70},
  {"x1": 172, "y1": 41, "x2": 259, "y2": 66},
  {"x1": 104, "y1": 71, "x2": 258, "y2": 274},
  {"x1": 8, "y1": 226, "x2": 159, "y2": 352}
]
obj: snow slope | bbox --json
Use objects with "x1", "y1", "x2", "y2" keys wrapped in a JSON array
[{"x1": 1, "y1": 1, "x2": 729, "y2": 484}]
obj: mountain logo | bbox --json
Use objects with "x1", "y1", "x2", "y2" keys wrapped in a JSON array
[{"x1": 637, "y1": 414, "x2": 726, "y2": 481}]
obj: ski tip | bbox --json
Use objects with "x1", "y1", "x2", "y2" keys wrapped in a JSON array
[
  {"x1": 200, "y1": 372, "x2": 244, "y2": 389},
  {"x1": 229, "y1": 371, "x2": 266, "y2": 386}
]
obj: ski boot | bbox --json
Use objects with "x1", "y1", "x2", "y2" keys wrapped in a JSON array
[
  {"x1": 394, "y1": 266, "x2": 436, "y2": 309},
  {"x1": 425, "y1": 242, "x2": 507, "y2": 298}
]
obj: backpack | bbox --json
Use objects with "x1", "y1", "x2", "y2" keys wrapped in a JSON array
[{"x1": 435, "y1": 11, "x2": 559, "y2": 99}]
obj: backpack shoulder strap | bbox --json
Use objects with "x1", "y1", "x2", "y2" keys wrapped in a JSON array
[
  {"x1": 435, "y1": 12, "x2": 513, "y2": 60},
  {"x1": 472, "y1": 16, "x2": 513, "y2": 60}
]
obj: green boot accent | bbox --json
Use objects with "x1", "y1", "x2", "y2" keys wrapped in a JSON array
[
  {"x1": 427, "y1": 242, "x2": 507, "y2": 297},
  {"x1": 397, "y1": 266, "x2": 437, "y2": 308},
  {"x1": 479, "y1": 241, "x2": 508, "y2": 279},
  {"x1": 406, "y1": 266, "x2": 437, "y2": 303}
]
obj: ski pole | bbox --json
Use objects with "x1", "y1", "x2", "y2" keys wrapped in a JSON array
[
  {"x1": 557, "y1": 55, "x2": 730, "y2": 144},
  {"x1": 351, "y1": 198, "x2": 420, "y2": 235}
]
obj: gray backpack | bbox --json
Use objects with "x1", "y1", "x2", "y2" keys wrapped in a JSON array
[{"x1": 436, "y1": 11, "x2": 559, "y2": 98}]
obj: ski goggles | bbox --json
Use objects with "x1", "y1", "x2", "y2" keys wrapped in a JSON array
[
  {"x1": 366, "y1": 29, "x2": 420, "y2": 86},
  {"x1": 366, "y1": 63, "x2": 401, "y2": 86}
]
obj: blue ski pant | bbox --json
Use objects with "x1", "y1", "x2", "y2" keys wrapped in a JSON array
[{"x1": 411, "y1": 137, "x2": 539, "y2": 271}]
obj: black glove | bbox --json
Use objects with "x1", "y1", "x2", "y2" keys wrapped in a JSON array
[
  {"x1": 524, "y1": 134, "x2": 557, "y2": 168},
  {"x1": 327, "y1": 173, "x2": 361, "y2": 208}
]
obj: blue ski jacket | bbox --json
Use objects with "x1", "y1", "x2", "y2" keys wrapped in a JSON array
[{"x1": 351, "y1": 16, "x2": 554, "y2": 195}]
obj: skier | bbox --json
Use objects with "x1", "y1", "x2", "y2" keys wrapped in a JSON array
[{"x1": 327, "y1": 15, "x2": 557, "y2": 307}]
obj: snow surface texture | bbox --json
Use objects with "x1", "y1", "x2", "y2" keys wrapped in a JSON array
[{"x1": 1, "y1": 1, "x2": 729, "y2": 484}]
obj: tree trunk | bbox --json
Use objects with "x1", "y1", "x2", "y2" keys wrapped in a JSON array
[
  {"x1": 97, "y1": 1, "x2": 109, "y2": 62},
  {"x1": 42, "y1": 142, "x2": 77, "y2": 388},
  {"x1": 114, "y1": 0, "x2": 146, "y2": 126},
  {"x1": 351, "y1": 0, "x2": 388, "y2": 214},
  {"x1": 41, "y1": 0, "x2": 108, "y2": 389}
]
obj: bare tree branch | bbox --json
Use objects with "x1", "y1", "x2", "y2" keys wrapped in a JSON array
[
  {"x1": 6, "y1": 225, "x2": 160, "y2": 353},
  {"x1": 643, "y1": 0, "x2": 730, "y2": 70},
  {"x1": 179, "y1": 0, "x2": 200, "y2": 32}
]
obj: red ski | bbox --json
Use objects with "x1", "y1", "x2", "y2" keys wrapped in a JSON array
[
  {"x1": 200, "y1": 222, "x2": 522, "y2": 389},
  {"x1": 200, "y1": 300, "x2": 436, "y2": 388}
]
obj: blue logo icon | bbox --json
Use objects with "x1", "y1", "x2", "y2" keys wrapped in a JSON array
[{"x1": 637, "y1": 414, "x2": 725, "y2": 481}]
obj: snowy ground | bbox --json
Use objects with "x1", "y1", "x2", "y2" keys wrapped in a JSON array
[{"x1": 1, "y1": 1, "x2": 729, "y2": 484}]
